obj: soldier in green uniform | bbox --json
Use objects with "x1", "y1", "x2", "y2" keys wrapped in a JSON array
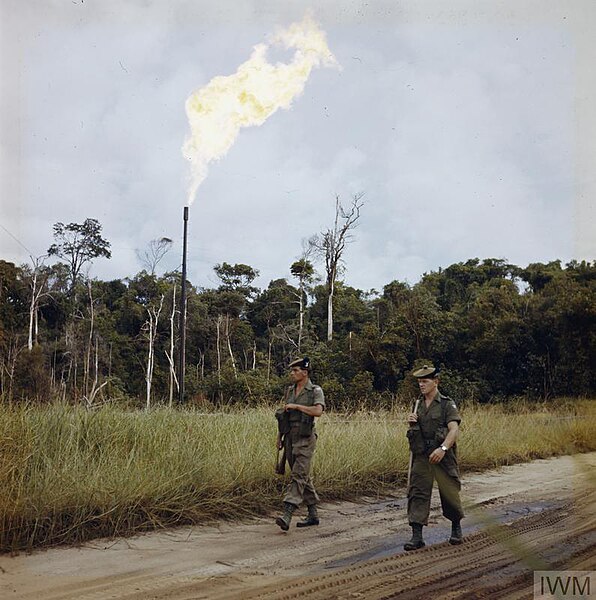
[
  {"x1": 275, "y1": 357, "x2": 325, "y2": 531},
  {"x1": 404, "y1": 364, "x2": 464, "y2": 550}
]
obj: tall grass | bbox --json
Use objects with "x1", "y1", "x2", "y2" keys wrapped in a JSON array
[{"x1": 0, "y1": 399, "x2": 594, "y2": 551}]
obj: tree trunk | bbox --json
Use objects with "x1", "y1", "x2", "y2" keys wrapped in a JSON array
[
  {"x1": 225, "y1": 315, "x2": 238, "y2": 377},
  {"x1": 310, "y1": 193, "x2": 364, "y2": 344},
  {"x1": 27, "y1": 269, "x2": 39, "y2": 351},
  {"x1": 84, "y1": 280, "x2": 94, "y2": 397},
  {"x1": 216, "y1": 315, "x2": 222, "y2": 386},
  {"x1": 298, "y1": 281, "x2": 304, "y2": 351},
  {"x1": 327, "y1": 277, "x2": 335, "y2": 342},
  {"x1": 2, "y1": 336, "x2": 22, "y2": 402},
  {"x1": 145, "y1": 295, "x2": 164, "y2": 410},
  {"x1": 145, "y1": 318, "x2": 154, "y2": 410},
  {"x1": 168, "y1": 284, "x2": 177, "y2": 408},
  {"x1": 198, "y1": 349, "x2": 205, "y2": 379},
  {"x1": 267, "y1": 335, "x2": 272, "y2": 383}
]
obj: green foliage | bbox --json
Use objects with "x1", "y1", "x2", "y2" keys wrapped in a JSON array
[
  {"x1": 0, "y1": 262, "x2": 28, "y2": 349},
  {"x1": 1, "y1": 242, "x2": 594, "y2": 406},
  {"x1": 12, "y1": 346, "x2": 52, "y2": 402},
  {"x1": 47, "y1": 218, "x2": 111, "y2": 291},
  {"x1": 350, "y1": 371, "x2": 375, "y2": 401},
  {"x1": 214, "y1": 262, "x2": 259, "y2": 297}
]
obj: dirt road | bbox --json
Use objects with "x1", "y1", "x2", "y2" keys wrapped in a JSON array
[{"x1": 1, "y1": 453, "x2": 594, "y2": 600}]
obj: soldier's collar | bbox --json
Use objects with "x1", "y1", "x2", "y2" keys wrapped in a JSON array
[
  {"x1": 418, "y1": 390, "x2": 441, "y2": 404},
  {"x1": 293, "y1": 378, "x2": 313, "y2": 390}
]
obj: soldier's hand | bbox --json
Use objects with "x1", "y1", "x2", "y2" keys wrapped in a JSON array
[
  {"x1": 407, "y1": 413, "x2": 418, "y2": 424},
  {"x1": 285, "y1": 403, "x2": 298, "y2": 411},
  {"x1": 276, "y1": 436, "x2": 283, "y2": 450},
  {"x1": 429, "y1": 448, "x2": 445, "y2": 464}
]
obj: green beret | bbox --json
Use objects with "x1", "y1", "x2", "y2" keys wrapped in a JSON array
[
  {"x1": 289, "y1": 356, "x2": 310, "y2": 370},
  {"x1": 412, "y1": 364, "x2": 440, "y2": 378}
]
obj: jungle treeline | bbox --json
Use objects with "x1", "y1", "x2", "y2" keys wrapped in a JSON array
[{"x1": 1, "y1": 249, "x2": 594, "y2": 408}]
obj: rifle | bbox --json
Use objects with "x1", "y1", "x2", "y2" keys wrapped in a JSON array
[
  {"x1": 275, "y1": 444, "x2": 287, "y2": 475},
  {"x1": 274, "y1": 406, "x2": 290, "y2": 475},
  {"x1": 407, "y1": 398, "x2": 421, "y2": 489}
]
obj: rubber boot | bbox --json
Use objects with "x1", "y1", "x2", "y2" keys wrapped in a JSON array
[
  {"x1": 449, "y1": 520, "x2": 463, "y2": 545},
  {"x1": 275, "y1": 502, "x2": 296, "y2": 531},
  {"x1": 296, "y1": 504, "x2": 320, "y2": 528},
  {"x1": 404, "y1": 524, "x2": 425, "y2": 551}
]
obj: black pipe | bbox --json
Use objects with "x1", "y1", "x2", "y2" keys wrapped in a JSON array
[{"x1": 178, "y1": 206, "x2": 188, "y2": 403}]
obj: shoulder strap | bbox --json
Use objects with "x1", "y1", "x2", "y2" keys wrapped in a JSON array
[{"x1": 283, "y1": 386, "x2": 292, "y2": 403}]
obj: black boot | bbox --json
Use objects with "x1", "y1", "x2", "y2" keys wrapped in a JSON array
[
  {"x1": 275, "y1": 502, "x2": 296, "y2": 531},
  {"x1": 404, "y1": 524, "x2": 425, "y2": 551},
  {"x1": 296, "y1": 504, "x2": 320, "y2": 528},
  {"x1": 449, "y1": 520, "x2": 463, "y2": 545}
]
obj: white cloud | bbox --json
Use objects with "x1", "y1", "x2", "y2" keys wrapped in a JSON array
[{"x1": 1, "y1": 1, "x2": 591, "y2": 292}]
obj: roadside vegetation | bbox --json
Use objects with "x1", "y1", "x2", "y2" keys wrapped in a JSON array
[
  {"x1": 1, "y1": 398, "x2": 593, "y2": 552},
  {"x1": 2, "y1": 220, "x2": 594, "y2": 550},
  {"x1": 2, "y1": 217, "x2": 594, "y2": 410}
]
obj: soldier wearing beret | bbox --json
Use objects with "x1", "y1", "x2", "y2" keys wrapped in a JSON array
[
  {"x1": 275, "y1": 357, "x2": 325, "y2": 531},
  {"x1": 404, "y1": 364, "x2": 464, "y2": 550}
]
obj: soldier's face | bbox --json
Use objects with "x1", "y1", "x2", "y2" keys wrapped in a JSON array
[
  {"x1": 418, "y1": 377, "x2": 438, "y2": 395},
  {"x1": 289, "y1": 367, "x2": 308, "y2": 383}
]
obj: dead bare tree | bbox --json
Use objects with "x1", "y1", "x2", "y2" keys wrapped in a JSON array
[
  {"x1": 216, "y1": 315, "x2": 222, "y2": 383},
  {"x1": 82, "y1": 336, "x2": 110, "y2": 409},
  {"x1": 144, "y1": 294, "x2": 164, "y2": 409},
  {"x1": 225, "y1": 315, "x2": 238, "y2": 377},
  {"x1": 310, "y1": 193, "x2": 365, "y2": 341},
  {"x1": 26, "y1": 257, "x2": 51, "y2": 351},
  {"x1": 166, "y1": 283, "x2": 178, "y2": 408},
  {"x1": 290, "y1": 245, "x2": 316, "y2": 352},
  {"x1": 0, "y1": 335, "x2": 24, "y2": 401},
  {"x1": 83, "y1": 279, "x2": 95, "y2": 397},
  {"x1": 136, "y1": 237, "x2": 173, "y2": 275}
]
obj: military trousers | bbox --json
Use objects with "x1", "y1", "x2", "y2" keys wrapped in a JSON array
[
  {"x1": 283, "y1": 428, "x2": 320, "y2": 507},
  {"x1": 407, "y1": 449, "x2": 464, "y2": 525}
]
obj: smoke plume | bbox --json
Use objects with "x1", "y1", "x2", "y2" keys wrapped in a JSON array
[{"x1": 182, "y1": 12, "x2": 338, "y2": 205}]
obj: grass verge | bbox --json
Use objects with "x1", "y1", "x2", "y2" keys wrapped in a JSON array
[{"x1": 0, "y1": 399, "x2": 594, "y2": 551}]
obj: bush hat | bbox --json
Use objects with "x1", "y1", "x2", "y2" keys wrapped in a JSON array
[{"x1": 412, "y1": 364, "x2": 440, "y2": 378}]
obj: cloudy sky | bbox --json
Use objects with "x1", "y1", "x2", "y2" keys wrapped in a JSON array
[{"x1": 1, "y1": 0, "x2": 594, "y2": 293}]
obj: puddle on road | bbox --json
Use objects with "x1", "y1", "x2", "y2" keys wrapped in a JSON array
[{"x1": 324, "y1": 499, "x2": 558, "y2": 569}]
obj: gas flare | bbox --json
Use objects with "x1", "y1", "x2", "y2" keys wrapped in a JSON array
[{"x1": 182, "y1": 12, "x2": 338, "y2": 205}]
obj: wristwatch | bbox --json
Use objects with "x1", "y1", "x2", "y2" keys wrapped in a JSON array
[{"x1": 440, "y1": 444, "x2": 449, "y2": 452}]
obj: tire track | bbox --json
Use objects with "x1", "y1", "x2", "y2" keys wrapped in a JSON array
[
  {"x1": 221, "y1": 493, "x2": 595, "y2": 600},
  {"x1": 3, "y1": 455, "x2": 593, "y2": 600}
]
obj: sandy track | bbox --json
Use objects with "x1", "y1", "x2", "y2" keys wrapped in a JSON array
[
  {"x1": 224, "y1": 495, "x2": 595, "y2": 600},
  {"x1": 1, "y1": 453, "x2": 594, "y2": 600}
]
